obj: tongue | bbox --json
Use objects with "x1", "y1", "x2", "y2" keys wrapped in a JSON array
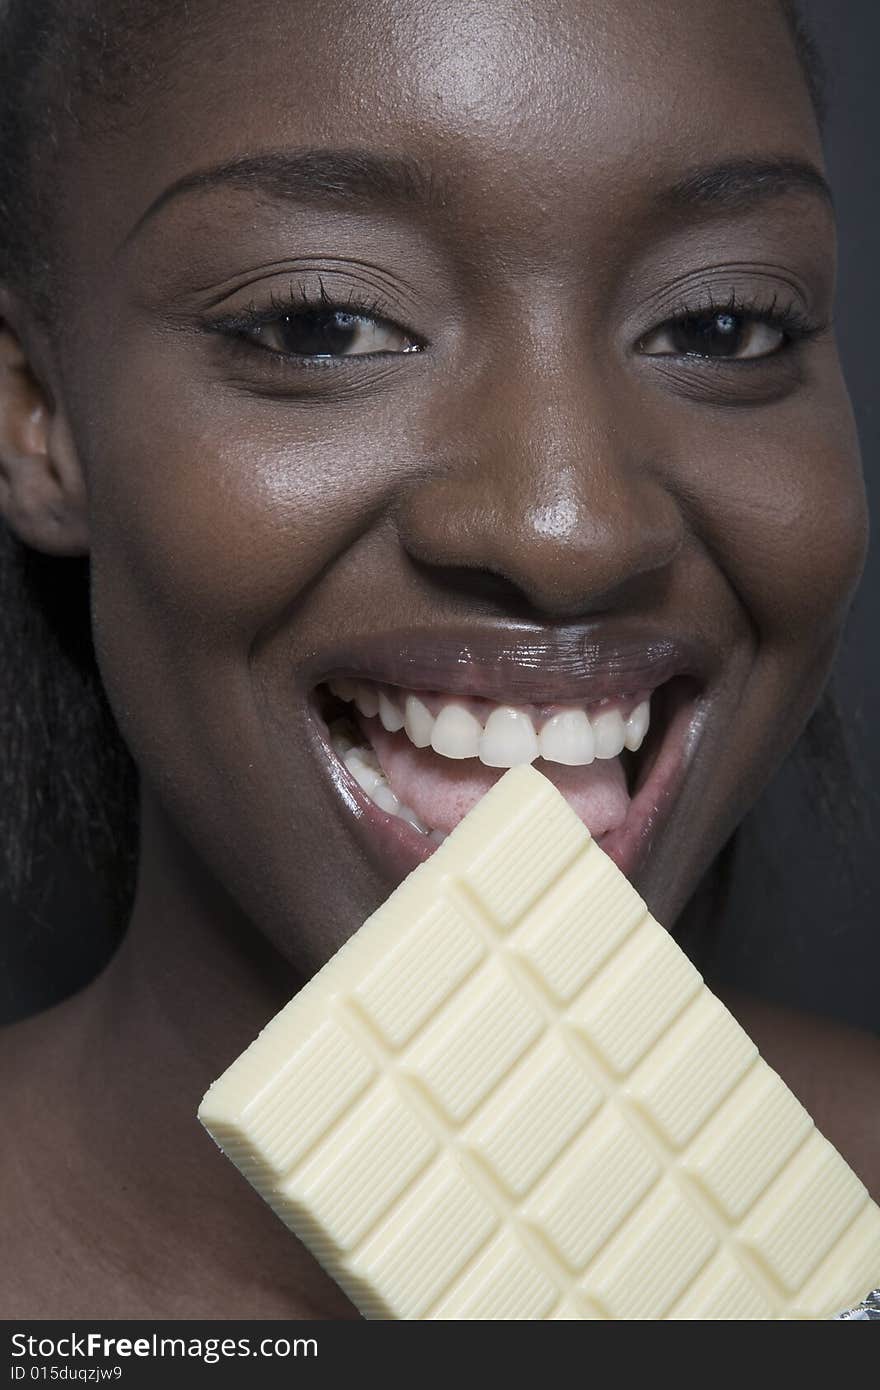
[{"x1": 362, "y1": 716, "x2": 631, "y2": 837}]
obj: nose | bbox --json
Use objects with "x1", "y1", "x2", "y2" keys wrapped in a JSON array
[{"x1": 394, "y1": 351, "x2": 685, "y2": 619}]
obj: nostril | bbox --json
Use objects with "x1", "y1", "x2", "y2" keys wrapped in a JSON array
[
  {"x1": 393, "y1": 435, "x2": 685, "y2": 622},
  {"x1": 403, "y1": 558, "x2": 543, "y2": 617}
]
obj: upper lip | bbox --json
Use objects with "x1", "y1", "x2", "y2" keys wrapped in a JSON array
[{"x1": 302, "y1": 622, "x2": 717, "y2": 705}]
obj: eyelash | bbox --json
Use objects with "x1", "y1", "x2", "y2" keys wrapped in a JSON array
[
  {"x1": 646, "y1": 288, "x2": 829, "y2": 361},
  {"x1": 210, "y1": 280, "x2": 413, "y2": 368},
  {"x1": 208, "y1": 280, "x2": 829, "y2": 369},
  {"x1": 670, "y1": 287, "x2": 828, "y2": 339}
]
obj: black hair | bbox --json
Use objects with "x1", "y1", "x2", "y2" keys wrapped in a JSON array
[
  {"x1": 0, "y1": 0, "x2": 183, "y2": 320},
  {"x1": 0, "y1": 1, "x2": 859, "y2": 976}
]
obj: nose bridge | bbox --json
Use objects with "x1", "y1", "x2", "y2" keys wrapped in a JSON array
[{"x1": 395, "y1": 341, "x2": 684, "y2": 615}]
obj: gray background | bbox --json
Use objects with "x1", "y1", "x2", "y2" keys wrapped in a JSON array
[{"x1": 1, "y1": 1, "x2": 878, "y2": 1028}]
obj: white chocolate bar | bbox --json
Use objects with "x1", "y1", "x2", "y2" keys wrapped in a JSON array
[{"x1": 199, "y1": 766, "x2": 880, "y2": 1319}]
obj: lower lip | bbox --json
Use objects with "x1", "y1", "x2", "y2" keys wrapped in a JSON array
[{"x1": 310, "y1": 676, "x2": 704, "y2": 889}]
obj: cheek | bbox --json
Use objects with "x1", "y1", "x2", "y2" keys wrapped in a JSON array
[
  {"x1": 71, "y1": 365, "x2": 413, "y2": 940},
  {"x1": 678, "y1": 392, "x2": 867, "y2": 647},
  {"x1": 79, "y1": 376, "x2": 404, "y2": 653},
  {"x1": 68, "y1": 347, "x2": 420, "y2": 827}
]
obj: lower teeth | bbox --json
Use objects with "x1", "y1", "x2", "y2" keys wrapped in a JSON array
[{"x1": 332, "y1": 723, "x2": 443, "y2": 840}]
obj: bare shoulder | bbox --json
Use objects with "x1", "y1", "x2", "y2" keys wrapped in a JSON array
[{"x1": 720, "y1": 991, "x2": 880, "y2": 1201}]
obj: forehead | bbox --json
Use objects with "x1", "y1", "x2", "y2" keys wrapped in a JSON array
[{"x1": 69, "y1": 0, "x2": 821, "y2": 263}]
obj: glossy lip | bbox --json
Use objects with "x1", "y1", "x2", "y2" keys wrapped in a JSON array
[
  {"x1": 299, "y1": 623, "x2": 716, "y2": 704},
  {"x1": 301, "y1": 623, "x2": 717, "y2": 886}
]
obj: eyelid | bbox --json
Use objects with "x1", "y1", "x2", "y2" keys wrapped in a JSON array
[
  {"x1": 639, "y1": 316, "x2": 784, "y2": 360},
  {"x1": 255, "y1": 310, "x2": 420, "y2": 360},
  {"x1": 635, "y1": 289, "x2": 830, "y2": 364},
  {"x1": 207, "y1": 279, "x2": 426, "y2": 365}
]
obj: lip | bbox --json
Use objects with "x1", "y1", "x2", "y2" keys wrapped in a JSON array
[
  {"x1": 302, "y1": 622, "x2": 716, "y2": 887},
  {"x1": 299, "y1": 622, "x2": 716, "y2": 705}
]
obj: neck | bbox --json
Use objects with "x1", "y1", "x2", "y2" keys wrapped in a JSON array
[
  {"x1": 31, "y1": 789, "x2": 356, "y2": 1318},
  {"x1": 114, "y1": 789, "x2": 302, "y2": 1078}
]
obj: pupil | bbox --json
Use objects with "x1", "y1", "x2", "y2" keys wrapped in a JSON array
[
  {"x1": 674, "y1": 310, "x2": 744, "y2": 357},
  {"x1": 278, "y1": 309, "x2": 359, "y2": 356}
]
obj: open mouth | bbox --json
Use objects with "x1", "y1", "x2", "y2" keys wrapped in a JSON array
[{"x1": 309, "y1": 670, "x2": 705, "y2": 883}]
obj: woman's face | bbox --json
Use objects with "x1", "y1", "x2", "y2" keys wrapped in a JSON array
[{"x1": 43, "y1": 0, "x2": 867, "y2": 973}]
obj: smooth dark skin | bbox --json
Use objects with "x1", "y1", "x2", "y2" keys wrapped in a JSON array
[{"x1": 0, "y1": 0, "x2": 878, "y2": 1318}]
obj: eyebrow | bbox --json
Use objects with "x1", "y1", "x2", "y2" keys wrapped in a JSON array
[
  {"x1": 657, "y1": 156, "x2": 834, "y2": 217},
  {"x1": 122, "y1": 148, "x2": 449, "y2": 246},
  {"x1": 122, "y1": 148, "x2": 833, "y2": 247}
]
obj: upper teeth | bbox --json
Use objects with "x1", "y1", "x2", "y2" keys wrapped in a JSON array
[{"x1": 327, "y1": 679, "x2": 651, "y2": 768}]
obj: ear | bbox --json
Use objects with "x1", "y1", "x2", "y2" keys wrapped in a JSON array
[{"x1": 0, "y1": 291, "x2": 89, "y2": 557}]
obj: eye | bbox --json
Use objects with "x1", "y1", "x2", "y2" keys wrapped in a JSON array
[
  {"x1": 639, "y1": 310, "x2": 786, "y2": 361},
  {"x1": 250, "y1": 307, "x2": 419, "y2": 358}
]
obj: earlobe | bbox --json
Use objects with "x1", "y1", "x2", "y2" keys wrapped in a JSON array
[{"x1": 0, "y1": 300, "x2": 89, "y2": 557}]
